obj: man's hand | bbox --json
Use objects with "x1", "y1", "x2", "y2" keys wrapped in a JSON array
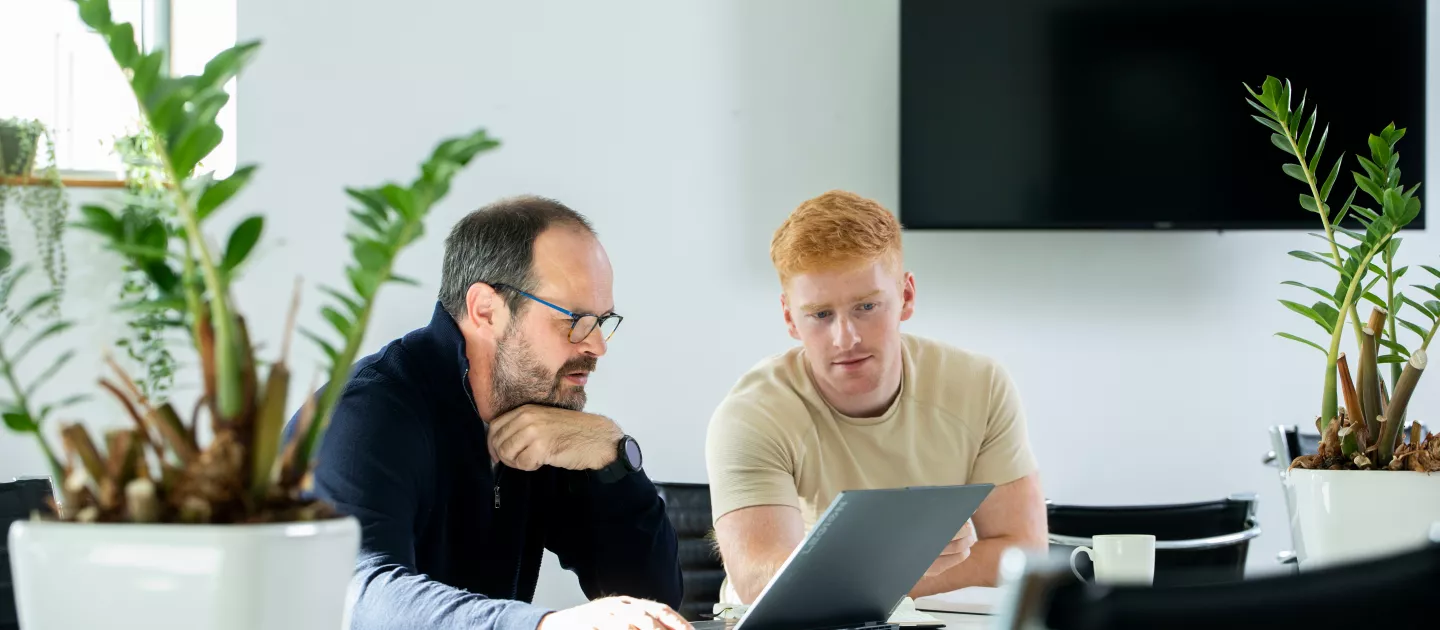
[
  {"x1": 487, "y1": 405, "x2": 624, "y2": 471},
  {"x1": 539, "y1": 596, "x2": 692, "y2": 630},
  {"x1": 923, "y1": 519, "x2": 977, "y2": 578}
]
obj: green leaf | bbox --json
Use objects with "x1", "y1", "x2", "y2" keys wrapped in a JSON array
[
  {"x1": 9, "y1": 292, "x2": 58, "y2": 327},
  {"x1": 1378, "y1": 354, "x2": 1408, "y2": 364},
  {"x1": 11, "y1": 321, "x2": 74, "y2": 365},
  {"x1": 77, "y1": 205, "x2": 122, "y2": 238},
  {"x1": 1272, "y1": 133, "x2": 1296, "y2": 156},
  {"x1": 130, "y1": 51, "x2": 163, "y2": 100},
  {"x1": 1427, "y1": 300, "x2": 1440, "y2": 318},
  {"x1": 1247, "y1": 98, "x2": 1277, "y2": 121},
  {"x1": 26, "y1": 350, "x2": 74, "y2": 398},
  {"x1": 347, "y1": 267, "x2": 377, "y2": 299},
  {"x1": 1320, "y1": 154, "x2": 1344, "y2": 201},
  {"x1": 1288, "y1": 250, "x2": 1344, "y2": 275},
  {"x1": 1311, "y1": 125, "x2": 1330, "y2": 172},
  {"x1": 1280, "y1": 299, "x2": 1335, "y2": 333},
  {"x1": 1357, "y1": 156, "x2": 1385, "y2": 183},
  {"x1": 221, "y1": 216, "x2": 264, "y2": 272},
  {"x1": 1298, "y1": 106, "x2": 1316, "y2": 157},
  {"x1": 1384, "y1": 187, "x2": 1405, "y2": 218},
  {"x1": 320, "y1": 286, "x2": 364, "y2": 317},
  {"x1": 1401, "y1": 296, "x2": 1435, "y2": 320},
  {"x1": 1423, "y1": 265, "x2": 1440, "y2": 280},
  {"x1": 1275, "y1": 332, "x2": 1326, "y2": 354},
  {"x1": 76, "y1": 0, "x2": 114, "y2": 30},
  {"x1": 0, "y1": 247, "x2": 10, "y2": 272},
  {"x1": 200, "y1": 40, "x2": 262, "y2": 89},
  {"x1": 300, "y1": 329, "x2": 339, "y2": 362},
  {"x1": 355, "y1": 240, "x2": 388, "y2": 271},
  {"x1": 38, "y1": 394, "x2": 90, "y2": 422},
  {"x1": 1252, "y1": 115, "x2": 1284, "y2": 134},
  {"x1": 1335, "y1": 225, "x2": 1365, "y2": 242},
  {"x1": 1313, "y1": 302, "x2": 1339, "y2": 329},
  {"x1": 1398, "y1": 317, "x2": 1429, "y2": 340},
  {"x1": 1362, "y1": 292, "x2": 1388, "y2": 310},
  {"x1": 197, "y1": 165, "x2": 258, "y2": 221},
  {"x1": 1404, "y1": 197, "x2": 1421, "y2": 225},
  {"x1": 321, "y1": 306, "x2": 351, "y2": 336},
  {"x1": 346, "y1": 187, "x2": 389, "y2": 219},
  {"x1": 1413, "y1": 284, "x2": 1440, "y2": 301},
  {"x1": 390, "y1": 274, "x2": 420, "y2": 286},
  {"x1": 1259, "y1": 77, "x2": 1284, "y2": 111},
  {"x1": 169, "y1": 123, "x2": 224, "y2": 178},
  {"x1": 1369, "y1": 134, "x2": 1392, "y2": 165},
  {"x1": 380, "y1": 184, "x2": 417, "y2": 220},
  {"x1": 1283, "y1": 280, "x2": 1337, "y2": 304},
  {"x1": 1299, "y1": 194, "x2": 1321, "y2": 213},
  {"x1": 1377, "y1": 336, "x2": 1411, "y2": 357},
  {"x1": 1282, "y1": 163, "x2": 1308, "y2": 184},
  {"x1": 349, "y1": 209, "x2": 384, "y2": 235},
  {"x1": 2, "y1": 411, "x2": 35, "y2": 433},
  {"x1": 106, "y1": 22, "x2": 139, "y2": 68},
  {"x1": 1354, "y1": 172, "x2": 1384, "y2": 202}
]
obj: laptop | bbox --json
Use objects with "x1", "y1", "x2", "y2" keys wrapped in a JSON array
[{"x1": 696, "y1": 484, "x2": 994, "y2": 630}]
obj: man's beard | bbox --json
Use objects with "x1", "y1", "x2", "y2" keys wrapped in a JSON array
[{"x1": 490, "y1": 326, "x2": 597, "y2": 416}]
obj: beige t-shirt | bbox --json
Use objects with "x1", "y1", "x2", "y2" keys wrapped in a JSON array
[{"x1": 705, "y1": 334, "x2": 1038, "y2": 600}]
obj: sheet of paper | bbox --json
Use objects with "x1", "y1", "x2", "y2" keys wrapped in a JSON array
[{"x1": 913, "y1": 586, "x2": 1001, "y2": 615}]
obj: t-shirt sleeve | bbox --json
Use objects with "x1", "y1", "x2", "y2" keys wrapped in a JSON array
[
  {"x1": 968, "y1": 362, "x2": 1039, "y2": 486},
  {"x1": 705, "y1": 397, "x2": 801, "y2": 522}
]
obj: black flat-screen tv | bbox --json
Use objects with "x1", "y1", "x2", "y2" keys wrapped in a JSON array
[{"x1": 900, "y1": 0, "x2": 1426, "y2": 230}]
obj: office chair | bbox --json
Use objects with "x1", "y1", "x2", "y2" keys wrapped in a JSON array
[
  {"x1": 654, "y1": 482, "x2": 725, "y2": 621},
  {"x1": 1, "y1": 477, "x2": 57, "y2": 630},
  {"x1": 1046, "y1": 494, "x2": 1260, "y2": 586},
  {"x1": 994, "y1": 527, "x2": 1440, "y2": 630}
]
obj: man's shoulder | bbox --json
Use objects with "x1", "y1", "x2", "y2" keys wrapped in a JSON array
[
  {"x1": 901, "y1": 333, "x2": 1012, "y2": 409},
  {"x1": 708, "y1": 346, "x2": 815, "y2": 434}
]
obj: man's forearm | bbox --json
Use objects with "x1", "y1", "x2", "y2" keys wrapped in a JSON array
[
  {"x1": 908, "y1": 536, "x2": 1032, "y2": 597},
  {"x1": 731, "y1": 550, "x2": 792, "y2": 604}
]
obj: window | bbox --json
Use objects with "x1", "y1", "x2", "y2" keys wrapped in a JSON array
[{"x1": 0, "y1": 0, "x2": 237, "y2": 179}]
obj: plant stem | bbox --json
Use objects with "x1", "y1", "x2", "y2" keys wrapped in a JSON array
[
  {"x1": 1386, "y1": 255, "x2": 1401, "y2": 389},
  {"x1": 0, "y1": 348, "x2": 64, "y2": 482},
  {"x1": 1283, "y1": 123, "x2": 1366, "y2": 345},
  {"x1": 1423, "y1": 318, "x2": 1440, "y2": 352},
  {"x1": 1321, "y1": 241, "x2": 1392, "y2": 432}
]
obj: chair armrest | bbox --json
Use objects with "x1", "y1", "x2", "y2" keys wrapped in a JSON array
[{"x1": 1049, "y1": 520, "x2": 1263, "y2": 551}]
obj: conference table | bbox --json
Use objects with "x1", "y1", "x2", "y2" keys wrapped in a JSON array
[{"x1": 926, "y1": 611, "x2": 992, "y2": 629}]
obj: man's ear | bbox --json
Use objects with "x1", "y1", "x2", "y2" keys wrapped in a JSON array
[
  {"x1": 465, "y1": 283, "x2": 505, "y2": 341},
  {"x1": 899, "y1": 272, "x2": 916, "y2": 322},
  {"x1": 781, "y1": 293, "x2": 800, "y2": 341}
]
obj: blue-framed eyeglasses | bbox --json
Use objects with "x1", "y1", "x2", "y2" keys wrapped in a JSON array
[{"x1": 488, "y1": 283, "x2": 623, "y2": 343}]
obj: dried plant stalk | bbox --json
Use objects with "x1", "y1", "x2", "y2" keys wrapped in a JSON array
[
  {"x1": 1378, "y1": 350, "x2": 1427, "y2": 466},
  {"x1": 1337, "y1": 353, "x2": 1367, "y2": 455},
  {"x1": 1359, "y1": 327, "x2": 1383, "y2": 443}
]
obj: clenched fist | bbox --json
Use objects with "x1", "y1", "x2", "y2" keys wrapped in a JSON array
[
  {"x1": 487, "y1": 404, "x2": 624, "y2": 471},
  {"x1": 923, "y1": 519, "x2": 977, "y2": 578}
]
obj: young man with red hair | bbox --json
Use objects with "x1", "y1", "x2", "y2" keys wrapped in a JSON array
[{"x1": 706, "y1": 190, "x2": 1047, "y2": 604}]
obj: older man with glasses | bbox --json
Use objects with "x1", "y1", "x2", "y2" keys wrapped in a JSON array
[{"x1": 299, "y1": 196, "x2": 688, "y2": 630}]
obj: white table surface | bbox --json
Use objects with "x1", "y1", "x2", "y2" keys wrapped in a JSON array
[{"x1": 930, "y1": 611, "x2": 994, "y2": 629}]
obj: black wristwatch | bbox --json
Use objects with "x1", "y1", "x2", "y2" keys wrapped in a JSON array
[{"x1": 594, "y1": 435, "x2": 643, "y2": 483}]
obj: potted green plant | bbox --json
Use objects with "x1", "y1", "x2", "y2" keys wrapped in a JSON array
[
  {"x1": 2, "y1": 1, "x2": 500, "y2": 628},
  {"x1": 0, "y1": 117, "x2": 70, "y2": 314},
  {"x1": 1246, "y1": 76, "x2": 1440, "y2": 570},
  {"x1": 0, "y1": 118, "x2": 42, "y2": 177}
]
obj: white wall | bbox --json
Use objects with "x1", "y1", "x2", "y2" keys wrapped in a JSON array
[{"x1": 3, "y1": 0, "x2": 1435, "y2": 611}]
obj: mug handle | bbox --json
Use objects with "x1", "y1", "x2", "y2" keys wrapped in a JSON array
[{"x1": 1069, "y1": 546, "x2": 1094, "y2": 583}]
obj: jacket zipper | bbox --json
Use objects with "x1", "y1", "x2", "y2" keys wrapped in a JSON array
[{"x1": 462, "y1": 366, "x2": 500, "y2": 510}]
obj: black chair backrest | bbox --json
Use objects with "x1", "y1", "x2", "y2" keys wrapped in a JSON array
[
  {"x1": 1, "y1": 477, "x2": 56, "y2": 630},
  {"x1": 1042, "y1": 540, "x2": 1440, "y2": 630},
  {"x1": 654, "y1": 482, "x2": 723, "y2": 621},
  {"x1": 1047, "y1": 495, "x2": 1256, "y2": 586}
]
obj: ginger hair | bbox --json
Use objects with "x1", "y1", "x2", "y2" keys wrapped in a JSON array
[{"x1": 769, "y1": 190, "x2": 903, "y2": 283}]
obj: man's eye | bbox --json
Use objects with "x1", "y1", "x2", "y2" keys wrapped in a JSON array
[
  {"x1": 811, "y1": 311, "x2": 832, "y2": 320},
  {"x1": 858, "y1": 303, "x2": 877, "y2": 311}
]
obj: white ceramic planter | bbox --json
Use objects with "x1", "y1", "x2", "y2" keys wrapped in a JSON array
[
  {"x1": 6, "y1": 516, "x2": 360, "y2": 630},
  {"x1": 1284, "y1": 468, "x2": 1440, "y2": 569}
]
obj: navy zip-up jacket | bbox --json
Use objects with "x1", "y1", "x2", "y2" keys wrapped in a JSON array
[{"x1": 305, "y1": 302, "x2": 682, "y2": 629}]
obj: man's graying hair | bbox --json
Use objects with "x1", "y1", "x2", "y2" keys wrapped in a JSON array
[{"x1": 439, "y1": 195, "x2": 594, "y2": 321}]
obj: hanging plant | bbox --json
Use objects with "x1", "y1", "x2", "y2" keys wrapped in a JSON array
[
  {"x1": 0, "y1": 118, "x2": 70, "y2": 318},
  {"x1": 112, "y1": 126, "x2": 177, "y2": 403}
]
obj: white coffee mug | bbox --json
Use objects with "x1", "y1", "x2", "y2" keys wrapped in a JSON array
[{"x1": 1069, "y1": 534, "x2": 1155, "y2": 585}]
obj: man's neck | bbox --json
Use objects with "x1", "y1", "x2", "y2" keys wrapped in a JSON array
[{"x1": 813, "y1": 358, "x2": 903, "y2": 419}]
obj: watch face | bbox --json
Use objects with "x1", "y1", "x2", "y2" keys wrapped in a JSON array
[{"x1": 624, "y1": 437, "x2": 643, "y2": 470}]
